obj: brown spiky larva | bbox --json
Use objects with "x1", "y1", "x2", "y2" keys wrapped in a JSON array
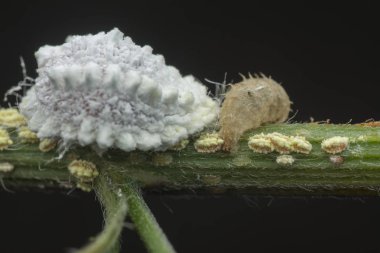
[{"x1": 219, "y1": 74, "x2": 291, "y2": 152}]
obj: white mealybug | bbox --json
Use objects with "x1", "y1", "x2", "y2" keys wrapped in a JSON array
[{"x1": 18, "y1": 28, "x2": 219, "y2": 153}]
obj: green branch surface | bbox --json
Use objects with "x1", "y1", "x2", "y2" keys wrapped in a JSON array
[{"x1": 2, "y1": 123, "x2": 380, "y2": 196}]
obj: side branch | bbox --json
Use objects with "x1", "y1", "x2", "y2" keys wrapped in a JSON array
[
  {"x1": 76, "y1": 170, "x2": 128, "y2": 253},
  {"x1": 121, "y1": 178, "x2": 176, "y2": 253}
]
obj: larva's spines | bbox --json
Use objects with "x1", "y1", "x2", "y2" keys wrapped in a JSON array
[{"x1": 219, "y1": 74, "x2": 291, "y2": 152}]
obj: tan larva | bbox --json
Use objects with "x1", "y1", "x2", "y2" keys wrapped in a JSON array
[{"x1": 218, "y1": 73, "x2": 291, "y2": 152}]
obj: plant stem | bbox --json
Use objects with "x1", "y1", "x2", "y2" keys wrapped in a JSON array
[
  {"x1": 77, "y1": 167, "x2": 176, "y2": 253},
  {"x1": 76, "y1": 170, "x2": 128, "y2": 253},
  {"x1": 1, "y1": 123, "x2": 380, "y2": 196},
  {"x1": 121, "y1": 178, "x2": 176, "y2": 253}
]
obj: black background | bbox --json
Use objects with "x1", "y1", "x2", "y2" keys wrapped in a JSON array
[{"x1": 0, "y1": 1, "x2": 379, "y2": 252}]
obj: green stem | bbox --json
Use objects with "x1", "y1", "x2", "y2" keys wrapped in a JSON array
[
  {"x1": 122, "y1": 178, "x2": 176, "y2": 253},
  {"x1": 1, "y1": 123, "x2": 380, "y2": 196},
  {"x1": 75, "y1": 167, "x2": 175, "y2": 253},
  {"x1": 76, "y1": 171, "x2": 128, "y2": 253}
]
